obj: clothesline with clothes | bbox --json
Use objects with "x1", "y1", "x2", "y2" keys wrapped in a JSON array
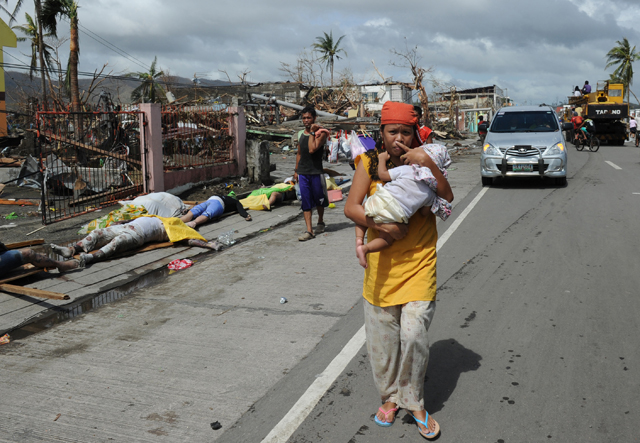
[{"x1": 326, "y1": 129, "x2": 377, "y2": 164}]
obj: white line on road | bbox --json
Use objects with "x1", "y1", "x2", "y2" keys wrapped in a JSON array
[
  {"x1": 437, "y1": 187, "x2": 489, "y2": 250},
  {"x1": 261, "y1": 186, "x2": 489, "y2": 443},
  {"x1": 605, "y1": 161, "x2": 622, "y2": 170}
]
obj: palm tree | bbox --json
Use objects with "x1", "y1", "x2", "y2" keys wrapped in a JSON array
[
  {"x1": 3, "y1": 0, "x2": 50, "y2": 108},
  {"x1": 312, "y1": 31, "x2": 347, "y2": 86},
  {"x1": 11, "y1": 12, "x2": 55, "y2": 80},
  {"x1": 41, "y1": 0, "x2": 80, "y2": 112},
  {"x1": 605, "y1": 37, "x2": 640, "y2": 103},
  {"x1": 126, "y1": 57, "x2": 165, "y2": 103}
]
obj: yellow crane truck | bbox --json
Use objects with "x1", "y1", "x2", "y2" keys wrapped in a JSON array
[{"x1": 568, "y1": 81, "x2": 629, "y2": 145}]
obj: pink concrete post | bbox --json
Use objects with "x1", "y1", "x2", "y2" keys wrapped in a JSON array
[
  {"x1": 139, "y1": 103, "x2": 164, "y2": 192},
  {"x1": 229, "y1": 106, "x2": 246, "y2": 176}
]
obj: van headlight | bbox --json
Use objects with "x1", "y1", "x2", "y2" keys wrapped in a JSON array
[
  {"x1": 483, "y1": 143, "x2": 501, "y2": 156},
  {"x1": 544, "y1": 142, "x2": 565, "y2": 156}
]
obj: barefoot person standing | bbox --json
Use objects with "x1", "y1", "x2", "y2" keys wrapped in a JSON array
[{"x1": 344, "y1": 101, "x2": 453, "y2": 439}]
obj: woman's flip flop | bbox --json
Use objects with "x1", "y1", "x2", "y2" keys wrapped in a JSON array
[
  {"x1": 412, "y1": 412, "x2": 440, "y2": 439},
  {"x1": 374, "y1": 406, "x2": 398, "y2": 427}
]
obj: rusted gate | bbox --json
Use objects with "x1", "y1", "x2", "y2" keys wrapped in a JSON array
[
  {"x1": 35, "y1": 107, "x2": 147, "y2": 224},
  {"x1": 161, "y1": 105, "x2": 233, "y2": 170}
]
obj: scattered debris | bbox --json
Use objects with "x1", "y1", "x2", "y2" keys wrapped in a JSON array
[
  {"x1": 53, "y1": 414, "x2": 61, "y2": 422},
  {"x1": 217, "y1": 230, "x2": 236, "y2": 246},
  {"x1": 0, "y1": 333, "x2": 10, "y2": 345},
  {"x1": 280, "y1": 297, "x2": 288, "y2": 304},
  {"x1": 210, "y1": 421, "x2": 222, "y2": 431},
  {"x1": 26, "y1": 226, "x2": 47, "y2": 236},
  {"x1": 167, "y1": 259, "x2": 194, "y2": 270}
]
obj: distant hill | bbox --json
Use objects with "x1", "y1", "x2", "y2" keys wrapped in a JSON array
[{"x1": 3, "y1": 70, "x2": 233, "y2": 109}]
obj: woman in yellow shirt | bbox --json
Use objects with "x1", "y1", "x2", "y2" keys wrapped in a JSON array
[{"x1": 344, "y1": 102, "x2": 453, "y2": 440}]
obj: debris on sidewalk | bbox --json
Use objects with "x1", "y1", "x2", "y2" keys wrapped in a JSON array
[
  {"x1": 218, "y1": 230, "x2": 236, "y2": 246},
  {"x1": 0, "y1": 333, "x2": 10, "y2": 345},
  {"x1": 210, "y1": 421, "x2": 222, "y2": 430},
  {"x1": 167, "y1": 259, "x2": 194, "y2": 270}
]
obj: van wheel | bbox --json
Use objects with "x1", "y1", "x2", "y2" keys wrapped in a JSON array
[
  {"x1": 481, "y1": 177, "x2": 492, "y2": 186},
  {"x1": 555, "y1": 177, "x2": 567, "y2": 186}
]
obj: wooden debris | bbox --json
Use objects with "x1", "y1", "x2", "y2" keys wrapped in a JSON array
[
  {"x1": 68, "y1": 185, "x2": 140, "y2": 207},
  {"x1": 4, "y1": 239, "x2": 45, "y2": 249},
  {"x1": 0, "y1": 268, "x2": 42, "y2": 284},
  {"x1": 0, "y1": 284, "x2": 69, "y2": 300},
  {"x1": 0, "y1": 199, "x2": 38, "y2": 206},
  {"x1": 37, "y1": 130, "x2": 142, "y2": 166},
  {"x1": 0, "y1": 158, "x2": 22, "y2": 167},
  {"x1": 26, "y1": 226, "x2": 47, "y2": 236}
]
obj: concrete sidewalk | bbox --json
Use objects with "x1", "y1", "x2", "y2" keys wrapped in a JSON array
[{"x1": 0, "y1": 202, "x2": 310, "y2": 336}]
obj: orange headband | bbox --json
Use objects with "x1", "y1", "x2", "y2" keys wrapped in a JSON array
[{"x1": 380, "y1": 101, "x2": 422, "y2": 147}]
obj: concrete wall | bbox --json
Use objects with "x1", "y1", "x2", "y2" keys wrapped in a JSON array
[{"x1": 245, "y1": 139, "x2": 271, "y2": 184}]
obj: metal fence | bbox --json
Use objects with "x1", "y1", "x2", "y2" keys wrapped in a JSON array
[
  {"x1": 161, "y1": 105, "x2": 234, "y2": 170},
  {"x1": 35, "y1": 106, "x2": 147, "y2": 224}
]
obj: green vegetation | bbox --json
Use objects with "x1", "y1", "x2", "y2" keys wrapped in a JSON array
[{"x1": 312, "y1": 31, "x2": 346, "y2": 87}]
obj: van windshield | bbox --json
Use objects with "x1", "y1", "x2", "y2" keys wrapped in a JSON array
[{"x1": 490, "y1": 111, "x2": 559, "y2": 133}]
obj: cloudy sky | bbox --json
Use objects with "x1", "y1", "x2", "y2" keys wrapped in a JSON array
[{"x1": 4, "y1": 0, "x2": 640, "y2": 105}]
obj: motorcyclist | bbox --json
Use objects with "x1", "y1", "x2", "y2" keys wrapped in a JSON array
[{"x1": 478, "y1": 115, "x2": 488, "y2": 142}]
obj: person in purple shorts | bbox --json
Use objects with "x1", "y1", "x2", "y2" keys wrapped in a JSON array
[{"x1": 294, "y1": 106, "x2": 329, "y2": 241}]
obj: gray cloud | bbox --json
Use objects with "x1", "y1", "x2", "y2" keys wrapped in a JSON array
[{"x1": 5, "y1": 0, "x2": 640, "y2": 105}]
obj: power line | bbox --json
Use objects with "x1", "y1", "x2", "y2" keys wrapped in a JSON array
[{"x1": 62, "y1": 17, "x2": 150, "y2": 71}]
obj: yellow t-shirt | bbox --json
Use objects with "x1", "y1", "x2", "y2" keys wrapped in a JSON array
[{"x1": 356, "y1": 151, "x2": 438, "y2": 307}]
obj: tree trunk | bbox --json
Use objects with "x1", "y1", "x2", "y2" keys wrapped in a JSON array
[
  {"x1": 69, "y1": 15, "x2": 85, "y2": 164},
  {"x1": 69, "y1": 17, "x2": 80, "y2": 113},
  {"x1": 330, "y1": 58, "x2": 334, "y2": 87},
  {"x1": 35, "y1": 0, "x2": 47, "y2": 110}
]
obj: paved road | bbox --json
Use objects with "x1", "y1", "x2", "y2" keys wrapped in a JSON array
[
  {"x1": 225, "y1": 143, "x2": 640, "y2": 442},
  {"x1": 2, "y1": 142, "x2": 639, "y2": 442}
]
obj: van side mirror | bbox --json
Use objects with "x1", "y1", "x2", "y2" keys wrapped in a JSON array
[
  {"x1": 561, "y1": 122, "x2": 574, "y2": 131},
  {"x1": 478, "y1": 123, "x2": 488, "y2": 132}
]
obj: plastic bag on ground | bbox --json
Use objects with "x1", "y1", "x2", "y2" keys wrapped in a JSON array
[{"x1": 168, "y1": 259, "x2": 193, "y2": 270}]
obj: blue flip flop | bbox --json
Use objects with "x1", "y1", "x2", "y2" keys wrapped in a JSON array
[
  {"x1": 412, "y1": 412, "x2": 440, "y2": 439},
  {"x1": 374, "y1": 406, "x2": 398, "y2": 427}
]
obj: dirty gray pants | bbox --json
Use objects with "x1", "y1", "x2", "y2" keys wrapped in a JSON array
[
  {"x1": 364, "y1": 299, "x2": 436, "y2": 411},
  {"x1": 76, "y1": 224, "x2": 145, "y2": 259}
]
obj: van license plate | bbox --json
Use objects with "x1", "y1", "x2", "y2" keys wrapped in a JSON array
[{"x1": 513, "y1": 164, "x2": 533, "y2": 172}]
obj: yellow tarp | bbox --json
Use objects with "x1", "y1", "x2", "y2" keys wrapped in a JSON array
[
  {"x1": 240, "y1": 194, "x2": 270, "y2": 211},
  {"x1": 141, "y1": 215, "x2": 205, "y2": 242},
  {"x1": 78, "y1": 205, "x2": 147, "y2": 235},
  {"x1": 326, "y1": 177, "x2": 340, "y2": 190}
]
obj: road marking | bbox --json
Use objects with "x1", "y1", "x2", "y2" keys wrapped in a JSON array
[
  {"x1": 261, "y1": 186, "x2": 488, "y2": 443},
  {"x1": 437, "y1": 187, "x2": 489, "y2": 250},
  {"x1": 605, "y1": 161, "x2": 622, "y2": 170}
]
